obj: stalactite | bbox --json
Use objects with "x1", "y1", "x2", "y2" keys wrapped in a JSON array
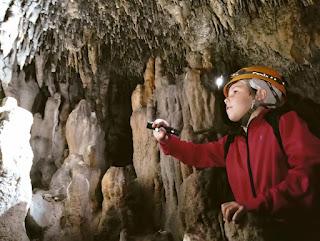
[
  {"x1": 208, "y1": 0, "x2": 231, "y2": 30},
  {"x1": 0, "y1": 0, "x2": 303, "y2": 86},
  {"x1": 0, "y1": 0, "x2": 55, "y2": 84},
  {"x1": 300, "y1": 0, "x2": 314, "y2": 6}
]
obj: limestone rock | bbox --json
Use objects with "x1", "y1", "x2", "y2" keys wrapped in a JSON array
[
  {"x1": 130, "y1": 106, "x2": 162, "y2": 231},
  {"x1": 3, "y1": 70, "x2": 39, "y2": 112},
  {"x1": 26, "y1": 190, "x2": 64, "y2": 240},
  {"x1": 30, "y1": 93, "x2": 65, "y2": 187},
  {"x1": 66, "y1": 99, "x2": 106, "y2": 170},
  {"x1": 132, "y1": 57, "x2": 155, "y2": 112},
  {"x1": 0, "y1": 97, "x2": 33, "y2": 241},
  {"x1": 37, "y1": 154, "x2": 101, "y2": 241},
  {"x1": 183, "y1": 68, "x2": 215, "y2": 133},
  {"x1": 97, "y1": 166, "x2": 137, "y2": 241},
  {"x1": 0, "y1": 0, "x2": 54, "y2": 84},
  {"x1": 179, "y1": 169, "x2": 232, "y2": 241}
]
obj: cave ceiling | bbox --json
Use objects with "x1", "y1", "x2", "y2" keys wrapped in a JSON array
[{"x1": 0, "y1": 0, "x2": 320, "y2": 101}]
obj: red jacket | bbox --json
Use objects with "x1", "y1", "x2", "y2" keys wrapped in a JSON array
[{"x1": 160, "y1": 109, "x2": 320, "y2": 219}]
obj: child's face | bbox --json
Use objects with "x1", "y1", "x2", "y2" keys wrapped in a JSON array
[{"x1": 224, "y1": 80, "x2": 254, "y2": 122}]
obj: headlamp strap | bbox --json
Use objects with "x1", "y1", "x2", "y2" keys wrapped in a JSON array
[{"x1": 266, "y1": 81, "x2": 281, "y2": 104}]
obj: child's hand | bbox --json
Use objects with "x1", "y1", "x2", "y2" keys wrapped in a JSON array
[
  {"x1": 221, "y1": 201, "x2": 246, "y2": 223},
  {"x1": 152, "y1": 119, "x2": 169, "y2": 141}
]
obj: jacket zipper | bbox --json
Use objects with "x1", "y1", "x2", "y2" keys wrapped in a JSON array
[{"x1": 246, "y1": 129, "x2": 257, "y2": 197}]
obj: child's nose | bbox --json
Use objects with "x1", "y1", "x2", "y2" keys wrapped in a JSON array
[{"x1": 224, "y1": 98, "x2": 229, "y2": 104}]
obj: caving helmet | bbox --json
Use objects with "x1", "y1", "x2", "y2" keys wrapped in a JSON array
[
  {"x1": 223, "y1": 66, "x2": 287, "y2": 100},
  {"x1": 223, "y1": 66, "x2": 288, "y2": 126}
]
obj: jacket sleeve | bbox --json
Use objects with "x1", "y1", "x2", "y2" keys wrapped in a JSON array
[
  {"x1": 159, "y1": 134, "x2": 226, "y2": 168},
  {"x1": 246, "y1": 111, "x2": 320, "y2": 214}
]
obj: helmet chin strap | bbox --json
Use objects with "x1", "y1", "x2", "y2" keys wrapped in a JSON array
[{"x1": 241, "y1": 99, "x2": 259, "y2": 128}]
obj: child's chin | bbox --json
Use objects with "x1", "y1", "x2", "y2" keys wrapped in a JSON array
[{"x1": 227, "y1": 114, "x2": 240, "y2": 122}]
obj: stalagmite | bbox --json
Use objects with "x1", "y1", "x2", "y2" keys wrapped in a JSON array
[{"x1": 0, "y1": 97, "x2": 33, "y2": 241}]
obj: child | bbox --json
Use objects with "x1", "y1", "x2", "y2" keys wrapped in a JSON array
[{"x1": 152, "y1": 66, "x2": 320, "y2": 240}]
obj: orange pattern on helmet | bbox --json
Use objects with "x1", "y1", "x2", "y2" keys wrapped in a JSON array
[{"x1": 223, "y1": 66, "x2": 287, "y2": 97}]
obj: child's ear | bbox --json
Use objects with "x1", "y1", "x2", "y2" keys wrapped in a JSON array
[{"x1": 255, "y1": 89, "x2": 267, "y2": 101}]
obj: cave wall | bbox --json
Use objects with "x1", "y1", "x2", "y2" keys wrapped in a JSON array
[{"x1": 0, "y1": 0, "x2": 320, "y2": 241}]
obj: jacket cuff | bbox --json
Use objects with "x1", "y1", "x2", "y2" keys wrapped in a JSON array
[
  {"x1": 159, "y1": 134, "x2": 174, "y2": 155},
  {"x1": 245, "y1": 195, "x2": 268, "y2": 212}
]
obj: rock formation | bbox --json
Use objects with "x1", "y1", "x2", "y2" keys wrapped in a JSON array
[
  {"x1": 0, "y1": 97, "x2": 33, "y2": 241},
  {"x1": 0, "y1": 0, "x2": 320, "y2": 241}
]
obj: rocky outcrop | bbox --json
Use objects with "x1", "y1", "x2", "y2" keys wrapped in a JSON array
[
  {"x1": 130, "y1": 57, "x2": 229, "y2": 240},
  {"x1": 97, "y1": 166, "x2": 137, "y2": 241},
  {"x1": 1, "y1": 1, "x2": 320, "y2": 99},
  {"x1": 30, "y1": 93, "x2": 64, "y2": 187},
  {"x1": 0, "y1": 0, "x2": 54, "y2": 85},
  {"x1": 65, "y1": 100, "x2": 106, "y2": 171},
  {"x1": 26, "y1": 100, "x2": 103, "y2": 241},
  {"x1": 179, "y1": 169, "x2": 229, "y2": 241},
  {"x1": 0, "y1": 97, "x2": 33, "y2": 241}
]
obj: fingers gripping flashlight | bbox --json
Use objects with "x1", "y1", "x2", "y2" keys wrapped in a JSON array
[{"x1": 146, "y1": 121, "x2": 180, "y2": 136}]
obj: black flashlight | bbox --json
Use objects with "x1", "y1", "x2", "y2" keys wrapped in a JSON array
[{"x1": 146, "y1": 121, "x2": 180, "y2": 136}]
